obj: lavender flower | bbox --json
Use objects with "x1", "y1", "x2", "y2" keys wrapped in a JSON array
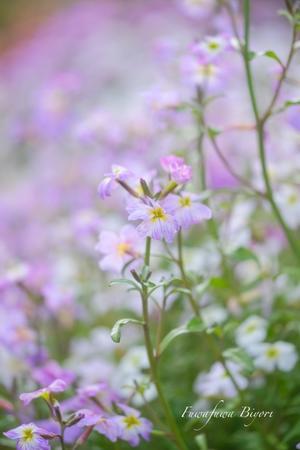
[
  {"x1": 20, "y1": 379, "x2": 67, "y2": 406},
  {"x1": 96, "y1": 225, "x2": 142, "y2": 273},
  {"x1": 4, "y1": 423, "x2": 56, "y2": 450},
  {"x1": 98, "y1": 165, "x2": 131, "y2": 199},
  {"x1": 78, "y1": 411, "x2": 121, "y2": 442},
  {"x1": 160, "y1": 155, "x2": 192, "y2": 184},
  {"x1": 115, "y1": 404, "x2": 152, "y2": 447},
  {"x1": 164, "y1": 193, "x2": 212, "y2": 230},
  {"x1": 127, "y1": 198, "x2": 179, "y2": 243}
]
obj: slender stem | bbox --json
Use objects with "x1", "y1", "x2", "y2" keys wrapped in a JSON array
[
  {"x1": 59, "y1": 427, "x2": 65, "y2": 450},
  {"x1": 208, "y1": 132, "x2": 266, "y2": 198},
  {"x1": 141, "y1": 239, "x2": 188, "y2": 450},
  {"x1": 242, "y1": 0, "x2": 300, "y2": 262},
  {"x1": 144, "y1": 236, "x2": 151, "y2": 266},
  {"x1": 177, "y1": 230, "x2": 200, "y2": 316}
]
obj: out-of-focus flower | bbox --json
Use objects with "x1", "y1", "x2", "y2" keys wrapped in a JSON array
[
  {"x1": 160, "y1": 155, "x2": 192, "y2": 184},
  {"x1": 235, "y1": 316, "x2": 267, "y2": 349},
  {"x1": 287, "y1": 105, "x2": 300, "y2": 132},
  {"x1": 4, "y1": 423, "x2": 56, "y2": 450},
  {"x1": 181, "y1": 54, "x2": 225, "y2": 92},
  {"x1": 164, "y1": 192, "x2": 212, "y2": 230},
  {"x1": 179, "y1": 0, "x2": 217, "y2": 18},
  {"x1": 33, "y1": 361, "x2": 75, "y2": 388},
  {"x1": 20, "y1": 379, "x2": 67, "y2": 406},
  {"x1": 194, "y1": 362, "x2": 248, "y2": 398},
  {"x1": 275, "y1": 185, "x2": 300, "y2": 229},
  {"x1": 115, "y1": 404, "x2": 152, "y2": 447},
  {"x1": 201, "y1": 305, "x2": 228, "y2": 327},
  {"x1": 192, "y1": 34, "x2": 230, "y2": 61},
  {"x1": 250, "y1": 341, "x2": 298, "y2": 372},
  {"x1": 127, "y1": 198, "x2": 179, "y2": 243},
  {"x1": 96, "y1": 225, "x2": 142, "y2": 273},
  {"x1": 78, "y1": 411, "x2": 121, "y2": 442},
  {"x1": 77, "y1": 382, "x2": 119, "y2": 410},
  {"x1": 0, "y1": 262, "x2": 30, "y2": 291},
  {"x1": 98, "y1": 165, "x2": 131, "y2": 199}
]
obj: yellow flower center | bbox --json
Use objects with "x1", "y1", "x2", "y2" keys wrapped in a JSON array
[
  {"x1": 288, "y1": 193, "x2": 298, "y2": 205},
  {"x1": 245, "y1": 324, "x2": 256, "y2": 333},
  {"x1": 22, "y1": 428, "x2": 34, "y2": 442},
  {"x1": 266, "y1": 347, "x2": 279, "y2": 359},
  {"x1": 199, "y1": 63, "x2": 216, "y2": 78},
  {"x1": 123, "y1": 415, "x2": 141, "y2": 429},
  {"x1": 208, "y1": 41, "x2": 220, "y2": 51},
  {"x1": 117, "y1": 242, "x2": 131, "y2": 256},
  {"x1": 179, "y1": 196, "x2": 191, "y2": 208},
  {"x1": 150, "y1": 207, "x2": 167, "y2": 222}
]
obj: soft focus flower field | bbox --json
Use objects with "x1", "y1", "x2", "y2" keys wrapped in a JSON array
[{"x1": 1, "y1": 0, "x2": 300, "y2": 449}]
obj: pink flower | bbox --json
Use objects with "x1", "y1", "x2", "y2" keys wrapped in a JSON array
[
  {"x1": 20, "y1": 379, "x2": 67, "y2": 406},
  {"x1": 164, "y1": 193, "x2": 212, "y2": 230},
  {"x1": 98, "y1": 165, "x2": 131, "y2": 199},
  {"x1": 115, "y1": 404, "x2": 152, "y2": 447},
  {"x1": 96, "y1": 225, "x2": 142, "y2": 273},
  {"x1": 4, "y1": 423, "x2": 56, "y2": 450},
  {"x1": 127, "y1": 198, "x2": 179, "y2": 243},
  {"x1": 160, "y1": 155, "x2": 192, "y2": 184}
]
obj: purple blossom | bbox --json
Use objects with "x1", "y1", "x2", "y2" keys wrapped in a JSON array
[
  {"x1": 33, "y1": 361, "x2": 75, "y2": 388},
  {"x1": 78, "y1": 411, "x2": 122, "y2": 442},
  {"x1": 115, "y1": 404, "x2": 152, "y2": 447},
  {"x1": 20, "y1": 379, "x2": 67, "y2": 406},
  {"x1": 164, "y1": 193, "x2": 212, "y2": 229},
  {"x1": 160, "y1": 155, "x2": 192, "y2": 184},
  {"x1": 127, "y1": 198, "x2": 179, "y2": 243},
  {"x1": 98, "y1": 165, "x2": 131, "y2": 199},
  {"x1": 191, "y1": 34, "x2": 230, "y2": 62},
  {"x1": 4, "y1": 423, "x2": 56, "y2": 450},
  {"x1": 96, "y1": 225, "x2": 142, "y2": 273}
]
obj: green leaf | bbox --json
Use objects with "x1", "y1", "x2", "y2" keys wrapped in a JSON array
[
  {"x1": 284, "y1": 99, "x2": 300, "y2": 107},
  {"x1": 159, "y1": 318, "x2": 205, "y2": 354},
  {"x1": 210, "y1": 276, "x2": 230, "y2": 289},
  {"x1": 111, "y1": 318, "x2": 145, "y2": 343},
  {"x1": 230, "y1": 246, "x2": 259, "y2": 264},
  {"x1": 195, "y1": 434, "x2": 208, "y2": 450},
  {"x1": 187, "y1": 316, "x2": 205, "y2": 332},
  {"x1": 278, "y1": 9, "x2": 294, "y2": 24},
  {"x1": 223, "y1": 347, "x2": 255, "y2": 374},
  {"x1": 109, "y1": 278, "x2": 140, "y2": 290},
  {"x1": 263, "y1": 50, "x2": 283, "y2": 66},
  {"x1": 207, "y1": 127, "x2": 221, "y2": 138}
]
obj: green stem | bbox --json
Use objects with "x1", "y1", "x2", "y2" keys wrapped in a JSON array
[
  {"x1": 177, "y1": 230, "x2": 200, "y2": 316},
  {"x1": 144, "y1": 236, "x2": 151, "y2": 266},
  {"x1": 242, "y1": 0, "x2": 300, "y2": 262},
  {"x1": 141, "y1": 239, "x2": 188, "y2": 450}
]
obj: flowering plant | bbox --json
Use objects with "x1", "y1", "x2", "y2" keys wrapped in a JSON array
[{"x1": 1, "y1": 0, "x2": 300, "y2": 449}]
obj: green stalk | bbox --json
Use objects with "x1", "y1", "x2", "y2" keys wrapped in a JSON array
[
  {"x1": 242, "y1": 0, "x2": 300, "y2": 262},
  {"x1": 141, "y1": 238, "x2": 188, "y2": 450}
]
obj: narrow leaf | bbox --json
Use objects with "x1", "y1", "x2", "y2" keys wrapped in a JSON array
[{"x1": 111, "y1": 318, "x2": 145, "y2": 343}]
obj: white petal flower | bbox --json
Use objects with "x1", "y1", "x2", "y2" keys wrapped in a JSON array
[
  {"x1": 235, "y1": 315, "x2": 267, "y2": 349},
  {"x1": 251, "y1": 341, "x2": 298, "y2": 373}
]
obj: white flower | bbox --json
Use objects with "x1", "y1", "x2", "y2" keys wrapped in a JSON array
[
  {"x1": 118, "y1": 346, "x2": 149, "y2": 376},
  {"x1": 275, "y1": 185, "x2": 300, "y2": 229},
  {"x1": 201, "y1": 305, "x2": 228, "y2": 328},
  {"x1": 194, "y1": 362, "x2": 248, "y2": 398},
  {"x1": 251, "y1": 341, "x2": 298, "y2": 372},
  {"x1": 117, "y1": 373, "x2": 157, "y2": 407},
  {"x1": 235, "y1": 316, "x2": 267, "y2": 349}
]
